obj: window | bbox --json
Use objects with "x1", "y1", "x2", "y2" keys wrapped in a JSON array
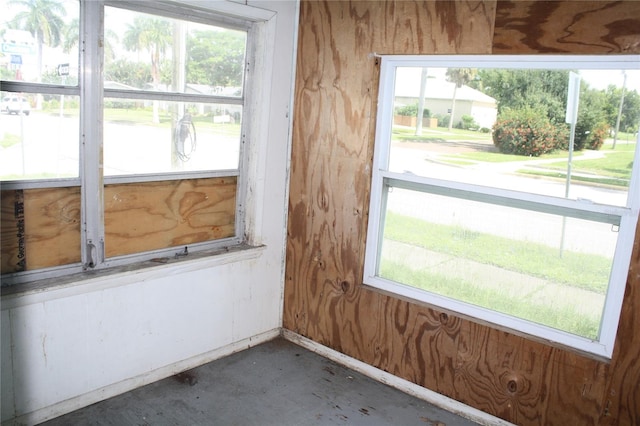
[
  {"x1": 364, "y1": 55, "x2": 640, "y2": 359},
  {"x1": 1, "y1": 1, "x2": 264, "y2": 285}
]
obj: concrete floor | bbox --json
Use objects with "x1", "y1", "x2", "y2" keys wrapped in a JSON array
[{"x1": 42, "y1": 338, "x2": 480, "y2": 426}]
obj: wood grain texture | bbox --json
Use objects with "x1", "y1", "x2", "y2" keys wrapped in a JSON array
[
  {"x1": 599, "y1": 222, "x2": 640, "y2": 425},
  {"x1": 104, "y1": 177, "x2": 236, "y2": 257},
  {"x1": 1, "y1": 187, "x2": 81, "y2": 273},
  {"x1": 1, "y1": 178, "x2": 235, "y2": 273},
  {"x1": 1, "y1": 190, "x2": 22, "y2": 273},
  {"x1": 285, "y1": 1, "x2": 640, "y2": 425},
  {"x1": 493, "y1": 1, "x2": 640, "y2": 53}
]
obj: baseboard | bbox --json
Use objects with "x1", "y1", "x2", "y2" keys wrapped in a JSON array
[
  {"x1": 282, "y1": 329, "x2": 516, "y2": 426},
  {"x1": 10, "y1": 328, "x2": 513, "y2": 426},
  {"x1": 8, "y1": 328, "x2": 280, "y2": 426}
]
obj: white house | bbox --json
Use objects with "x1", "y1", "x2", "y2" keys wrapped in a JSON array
[{"x1": 394, "y1": 67, "x2": 498, "y2": 129}]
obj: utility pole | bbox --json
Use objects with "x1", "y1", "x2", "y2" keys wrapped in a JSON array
[
  {"x1": 612, "y1": 71, "x2": 627, "y2": 150},
  {"x1": 415, "y1": 68, "x2": 428, "y2": 136},
  {"x1": 560, "y1": 72, "x2": 581, "y2": 256}
]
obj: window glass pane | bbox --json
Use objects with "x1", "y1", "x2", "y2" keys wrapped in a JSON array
[
  {"x1": 0, "y1": 0, "x2": 79, "y2": 85},
  {"x1": 104, "y1": 98, "x2": 242, "y2": 176},
  {"x1": 390, "y1": 66, "x2": 639, "y2": 207},
  {"x1": 104, "y1": 6, "x2": 246, "y2": 96},
  {"x1": 1, "y1": 92, "x2": 79, "y2": 180},
  {"x1": 380, "y1": 188, "x2": 617, "y2": 339}
]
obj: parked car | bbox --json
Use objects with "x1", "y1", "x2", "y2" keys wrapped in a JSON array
[{"x1": 1, "y1": 96, "x2": 31, "y2": 115}]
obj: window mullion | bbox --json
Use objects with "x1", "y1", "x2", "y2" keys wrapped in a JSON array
[{"x1": 80, "y1": 0, "x2": 105, "y2": 269}]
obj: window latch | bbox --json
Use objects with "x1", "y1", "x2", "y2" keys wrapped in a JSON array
[
  {"x1": 85, "y1": 238, "x2": 104, "y2": 269},
  {"x1": 175, "y1": 246, "x2": 189, "y2": 259},
  {"x1": 86, "y1": 240, "x2": 97, "y2": 269}
]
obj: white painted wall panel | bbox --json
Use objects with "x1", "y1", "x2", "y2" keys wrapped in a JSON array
[{"x1": 1, "y1": 309, "x2": 15, "y2": 420}]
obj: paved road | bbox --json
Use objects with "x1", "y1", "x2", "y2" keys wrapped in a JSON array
[
  {"x1": 0, "y1": 111, "x2": 241, "y2": 179},
  {"x1": 389, "y1": 140, "x2": 629, "y2": 206},
  {"x1": 385, "y1": 139, "x2": 630, "y2": 257}
]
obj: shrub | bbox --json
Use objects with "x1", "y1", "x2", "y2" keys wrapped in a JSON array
[
  {"x1": 492, "y1": 108, "x2": 567, "y2": 156},
  {"x1": 557, "y1": 122, "x2": 609, "y2": 152},
  {"x1": 395, "y1": 103, "x2": 430, "y2": 118},
  {"x1": 44, "y1": 99, "x2": 60, "y2": 109},
  {"x1": 585, "y1": 122, "x2": 609, "y2": 150},
  {"x1": 460, "y1": 114, "x2": 478, "y2": 130},
  {"x1": 434, "y1": 113, "x2": 450, "y2": 128}
]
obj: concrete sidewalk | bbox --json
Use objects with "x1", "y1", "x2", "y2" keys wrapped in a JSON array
[{"x1": 382, "y1": 240, "x2": 605, "y2": 323}]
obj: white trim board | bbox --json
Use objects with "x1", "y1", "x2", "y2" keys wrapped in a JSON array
[{"x1": 282, "y1": 329, "x2": 516, "y2": 426}]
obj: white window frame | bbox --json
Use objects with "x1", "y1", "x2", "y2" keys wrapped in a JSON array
[
  {"x1": 1, "y1": 0, "x2": 276, "y2": 286},
  {"x1": 364, "y1": 55, "x2": 640, "y2": 359}
]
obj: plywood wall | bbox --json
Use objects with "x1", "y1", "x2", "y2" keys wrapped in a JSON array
[
  {"x1": 104, "y1": 177, "x2": 236, "y2": 257},
  {"x1": 1, "y1": 187, "x2": 81, "y2": 273},
  {"x1": 1, "y1": 177, "x2": 236, "y2": 274},
  {"x1": 284, "y1": 1, "x2": 640, "y2": 424}
]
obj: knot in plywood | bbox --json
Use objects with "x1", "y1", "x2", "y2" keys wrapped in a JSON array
[{"x1": 500, "y1": 371, "x2": 528, "y2": 396}]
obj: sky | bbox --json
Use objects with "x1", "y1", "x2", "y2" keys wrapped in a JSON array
[
  {"x1": 578, "y1": 69, "x2": 640, "y2": 93},
  {"x1": 401, "y1": 66, "x2": 640, "y2": 94}
]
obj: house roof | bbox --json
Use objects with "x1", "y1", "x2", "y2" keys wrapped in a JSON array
[
  {"x1": 394, "y1": 67, "x2": 496, "y2": 104},
  {"x1": 104, "y1": 81, "x2": 138, "y2": 91}
]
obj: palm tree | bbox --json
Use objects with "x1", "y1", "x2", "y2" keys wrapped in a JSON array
[
  {"x1": 123, "y1": 16, "x2": 171, "y2": 123},
  {"x1": 63, "y1": 19, "x2": 118, "y2": 63},
  {"x1": 445, "y1": 68, "x2": 477, "y2": 131},
  {"x1": 60, "y1": 17, "x2": 77, "y2": 53},
  {"x1": 9, "y1": 0, "x2": 66, "y2": 106}
]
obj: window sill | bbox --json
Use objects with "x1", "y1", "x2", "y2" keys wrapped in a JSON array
[{"x1": 1, "y1": 244, "x2": 265, "y2": 309}]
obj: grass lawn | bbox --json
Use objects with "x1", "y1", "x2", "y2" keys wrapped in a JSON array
[
  {"x1": 395, "y1": 126, "x2": 634, "y2": 187},
  {"x1": 1, "y1": 132, "x2": 21, "y2": 149},
  {"x1": 442, "y1": 149, "x2": 583, "y2": 163},
  {"x1": 535, "y1": 152, "x2": 632, "y2": 178},
  {"x1": 41, "y1": 107, "x2": 242, "y2": 134},
  {"x1": 381, "y1": 211, "x2": 611, "y2": 339},
  {"x1": 103, "y1": 108, "x2": 242, "y2": 136},
  {"x1": 519, "y1": 143, "x2": 634, "y2": 187},
  {"x1": 602, "y1": 140, "x2": 637, "y2": 151},
  {"x1": 384, "y1": 211, "x2": 612, "y2": 293},
  {"x1": 380, "y1": 260, "x2": 599, "y2": 339},
  {"x1": 392, "y1": 126, "x2": 492, "y2": 142}
]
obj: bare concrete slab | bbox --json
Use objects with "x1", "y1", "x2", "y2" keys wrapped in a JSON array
[{"x1": 41, "y1": 338, "x2": 479, "y2": 425}]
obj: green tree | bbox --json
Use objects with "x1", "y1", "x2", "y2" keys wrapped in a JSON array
[
  {"x1": 186, "y1": 29, "x2": 245, "y2": 87},
  {"x1": 445, "y1": 68, "x2": 476, "y2": 131},
  {"x1": 605, "y1": 85, "x2": 640, "y2": 134},
  {"x1": 0, "y1": 66, "x2": 15, "y2": 80},
  {"x1": 62, "y1": 18, "x2": 118, "y2": 62},
  {"x1": 618, "y1": 89, "x2": 640, "y2": 133},
  {"x1": 60, "y1": 16, "x2": 76, "y2": 53},
  {"x1": 573, "y1": 87, "x2": 609, "y2": 151},
  {"x1": 105, "y1": 59, "x2": 152, "y2": 89},
  {"x1": 9, "y1": 0, "x2": 66, "y2": 106},
  {"x1": 476, "y1": 69, "x2": 570, "y2": 124},
  {"x1": 621, "y1": 90, "x2": 640, "y2": 133},
  {"x1": 123, "y1": 16, "x2": 171, "y2": 123}
]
